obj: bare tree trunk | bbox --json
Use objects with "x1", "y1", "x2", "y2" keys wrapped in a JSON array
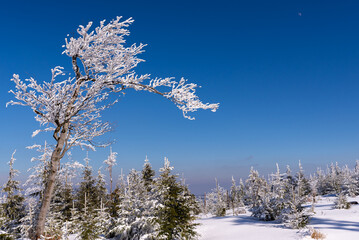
[{"x1": 31, "y1": 124, "x2": 68, "y2": 240}]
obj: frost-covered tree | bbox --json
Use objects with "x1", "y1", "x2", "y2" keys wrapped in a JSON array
[
  {"x1": 104, "y1": 147, "x2": 117, "y2": 194},
  {"x1": 296, "y1": 161, "x2": 311, "y2": 199},
  {"x1": 0, "y1": 196, "x2": 6, "y2": 228},
  {"x1": 329, "y1": 163, "x2": 343, "y2": 194},
  {"x1": 283, "y1": 204, "x2": 310, "y2": 229},
  {"x1": 24, "y1": 143, "x2": 52, "y2": 202},
  {"x1": 94, "y1": 198, "x2": 111, "y2": 238},
  {"x1": 246, "y1": 166, "x2": 279, "y2": 221},
  {"x1": 76, "y1": 154, "x2": 99, "y2": 214},
  {"x1": 206, "y1": 179, "x2": 227, "y2": 217},
  {"x1": 229, "y1": 177, "x2": 239, "y2": 215},
  {"x1": 19, "y1": 199, "x2": 37, "y2": 239},
  {"x1": 334, "y1": 193, "x2": 350, "y2": 209},
  {"x1": 155, "y1": 158, "x2": 199, "y2": 240},
  {"x1": 108, "y1": 169, "x2": 126, "y2": 219},
  {"x1": 67, "y1": 201, "x2": 81, "y2": 235},
  {"x1": 351, "y1": 160, "x2": 359, "y2": 196},
  {"x1": 315, "y1": 168, "x2": 329, "y2": 195},
  {"x1": 1, "y1": 150, "x2": 25, "y2": 237},
  {"x1": 96, "y1": 167, "x2": 108, "y2": 200},
  {"x1": 228, "y1": 177, "x2": 244, "y2": 215},
  {"x1": 342, "y1": 165, "x2": 358, "y2": 197},
  {"x1": 7, "y1": 16, "x2": 218, "y2": 239},
  {"x1": 78, "y1": 193, "x2": 99, "y2": 240},
  {"x1": 246, "y1": 163, "x2": 310, "y2": 225},
  {"x1": 281, "y1": 173, "x2": 310, "y2": 229},
  {"x1": 110, "y1": 169, "x2": 158, "y2": 240},
  {"x1": 142, "y1": 156, "x2": 155, "y2": 193},
  {"x1": 245, "y1": 167, "x2": 267, "y2": 210}
]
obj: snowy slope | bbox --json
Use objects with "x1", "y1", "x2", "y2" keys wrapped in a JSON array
[
  {"x1": 304, "y1": 196, "x2": 359, "y2": 240},
  {"x1": 197, "y1": 196, "x2": 359, "y2": 240},
  {"x1": 197, "y1": 210, "x2": 302, "y2": 240},
  {"x1": 197, "y1": 214, "x2": 302, "y2": 240}
]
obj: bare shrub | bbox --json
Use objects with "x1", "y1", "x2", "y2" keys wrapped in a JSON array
[{"x1": 310, "y1": 228, "x2": 326, "y2": 240}]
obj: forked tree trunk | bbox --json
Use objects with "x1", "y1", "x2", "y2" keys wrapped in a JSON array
[{"x1": 31, "y1": 125, "x2": 68, "y2": 240}]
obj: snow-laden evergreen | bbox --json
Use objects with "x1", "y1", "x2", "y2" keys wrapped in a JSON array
[
  {"x1": 0, "y1": 150, "x2": 25, "y2": 238},
  {"x1": 3, "y1": 147, "x2": 359, "y2": 239},
  {"x1": 205, "y1": 179, "x2": 227, "y2": 217},
  {"x1": 104, "y1": 147, "x2": 117, "y2": 194},
  {"x1": 198, "y1": 160, "x2": 359, "y2": 230},
  {"x1": 155, "y1": 158, "x2": 199, "y2": 240},
  {"x1": 2, "y1": 152, "x2": 200, "y2": 240},
  {"x1": 109, "y1": 169, "x2": 157, "y2": 240}
]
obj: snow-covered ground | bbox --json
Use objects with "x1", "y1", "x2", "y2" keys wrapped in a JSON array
[
  {"x1": 303, "y1": 196, "x2": 359, "y2": 240},
  {"x1": 196, "y1": 196, "x2": 359, "y2": 240}
]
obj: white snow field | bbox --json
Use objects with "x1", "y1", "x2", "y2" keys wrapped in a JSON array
[
  {"x1": 303, "y1": 196, "x2": 359, "y2": 240},
  {"x1": 197, "y1": 214, "x2": 301, "y2": 240},
  {"x1": 197, "y1": 196, "x2": 359, "y2": 240}
]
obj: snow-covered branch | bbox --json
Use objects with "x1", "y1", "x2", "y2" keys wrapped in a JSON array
[{"x1": 8, "y1": 16, "x2": 219, "y2": 151}]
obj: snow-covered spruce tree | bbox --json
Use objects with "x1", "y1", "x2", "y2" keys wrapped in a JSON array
[
  {"x1": 283, "y1": 203, "x2": 310, "y2": 229},
  {"x1": 309, "y1": 174, "x2": 318, "y2": 213},
  {"x1": 350, "y1": 160, "x2": 359, "y2": 196},
  {"x1": 58, "y1": 156, "x2": 83, "y2": 223},
  {"x1": 19, "y1": 199, "x2": 36, "y2": 239},
  {"x1": 67, "y1": 201, "x2": 81, "y2": 235},
  {"x1": 110, "y1": 169, "x2": 158, "y2": 239},
  {"x1": 230, "y1": 177, "x2": 241, "y2": 215},
  {"x1": 76, "y1": 154, "x2": 101, "y2": 212},
  {"x1": 94, "y1": 198, "x2": 111, "y2": 238},
  {"x1": 238, "y1": 178, "x2": 246, "y2": 205},
  {"x1": 108, "y1": 170, "x2": 127, "y2": 219},
  {"x1": 0, "y1": 195, "x2": 13, "y2": 239},
  {"x1": 96, "y1": 167, "x2": 108, "y2": 201},
  {"x1": 76, "y1": 154, "x2": 104, "y2": 238},
  {"x1": 342, "y1": 165, "x2": 358, "y2": 197},
  {"x1": 245, "y1": 167, "x2": 268, "y2": 218},
  {"x1": 24, "y1": 142, "x2": 52, "y2": 202},
  {"x1": 296, "y1": 161, "x2": 311, "y2": 200},
  {"x1": 142, "y1": 156, "x2": 156, "y2": 193},
  {"x1": 260, "y1": 164, "x2": 287, "y2": 221},
  {"x1": 104, "y1": 148, "x2": 118, "y2": 221},
  {"x1": 334, "y1": 193, "x2": 350, "y2": 209},
  {"x1": 155, "y1": 158, "x2": 199, "y2": 240},
  {"x1": 1, "y1": 150, "x2": 25, "y2": 238},
  {"x1": 104, "y1": 147, "x2": 118, "y2": 194},
  {"x1": 329, "y1": 163, "x2": 343, "y2": 194},
  {"x1": 0, "y1": 196, "x2": 7, "y2": 229},
  {"x1": 206, "y1": 179, "x2": 227, "y2": 216},
  {"x1": 8, "y1": 16, "x2": 218, "y2": 240},
  {"x1": 281, "y1": 180, "x2": 311, "y2": 229},
  {"x1": 78, "y1": 193, "x2": 100, "y2": 240},
  {"x1": 315, "y1": 168, "x2": 329, "y2": 196},
  {"x1": 71, "y1": 154, "x2": 107, "y2": 239}
]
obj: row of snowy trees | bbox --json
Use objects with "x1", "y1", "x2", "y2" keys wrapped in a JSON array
[
  {"x1": 200, "y1": 160, "x2": 359, "y2": 229},
  {"x1": 0, "y1": 146, "x2": 199, "y2": 240}
]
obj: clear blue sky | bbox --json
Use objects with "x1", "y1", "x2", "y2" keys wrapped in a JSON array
[{"x1": 1, "y1": 0, "x2": 359, "y2": 194}]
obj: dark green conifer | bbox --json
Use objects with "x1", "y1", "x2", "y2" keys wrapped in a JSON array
[
  {"x1": 155, "y1": 158, "x2": 198, "y2": 240},
  {"x1": 141, "y1": 156, "x2": 155, "y2": 192},
  {"x1": 1, "y1": 150, "x2": 25, "y2": 237}
]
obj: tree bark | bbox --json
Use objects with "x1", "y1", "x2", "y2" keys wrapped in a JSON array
[{"x1": 31, "y1": 124, "x2": 68, "y2": 240}]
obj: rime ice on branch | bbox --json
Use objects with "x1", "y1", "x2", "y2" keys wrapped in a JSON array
[{"x1": 8, "y1": 17, "x2": 219, "y2": 149}]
